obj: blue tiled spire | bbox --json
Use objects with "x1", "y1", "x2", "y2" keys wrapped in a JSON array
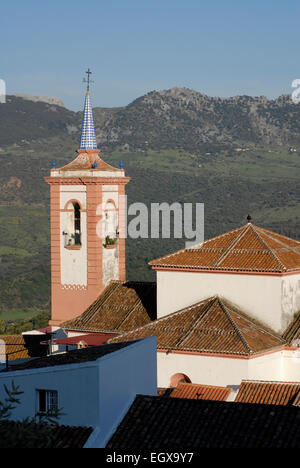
[{"x1": 79, "y1": 69, "x2": 98, "y2": 150}]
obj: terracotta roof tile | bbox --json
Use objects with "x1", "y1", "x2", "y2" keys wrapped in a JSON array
[
  {"x1": 150, "y1": 223, "x2": 300, "y2": 273},
  {"x1": 0, "y1": 335, "x2": 31, "y2": 360},
  {"x1": 235, "y1": 380, "x2": 300, "y2": 406},
  {"x1": 109, "y1": 297, "x2": 285, "y2": 356},
  {"x1": 260, "y1": 228, "x2": 300, "y2": 249},
  {"x1": 292, "y1": 392, "x2": 300, "y2": 406},
  {"x1": 167, "y1": 383, "x2": 232, "y2": 401},
  {"x1": 62, "y1": 281, "x2": 156, "y2": 333},
  {"x1": 58, "y1": 150, "x2": 120, "y2": 172},
  {"x1": 282, "y1": 314, "x2": 300, "y2": 344}
]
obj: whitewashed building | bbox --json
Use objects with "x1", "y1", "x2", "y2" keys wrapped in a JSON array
[
  {"x1": 109, "y1": 220, "x2": 300, "y2": 387},
  {"x1": 0, "y1": 337, "x2": 157, "y2": 448}
]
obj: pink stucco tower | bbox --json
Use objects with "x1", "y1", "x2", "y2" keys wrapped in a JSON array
[{"x1": 45, "y1": 70, "x2": 130, "y2": 326}]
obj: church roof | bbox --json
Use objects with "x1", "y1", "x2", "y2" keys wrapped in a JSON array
[
  {"x1": 109, "y1": 296, "x2": 285, "y2": 356},
  {"x1": 61, "y1": 281, "x2": 157, "y2": 333},
  {"x1": 149, "y1": 222, "x2": 300, "y2": 273}
]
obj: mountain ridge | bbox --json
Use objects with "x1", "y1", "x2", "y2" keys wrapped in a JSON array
[
  {"x1": 1, "y1": 88, "x2": 300, "y2": 152},
  {"x1": 14, "y1": 94, "x2": 65, "y2": 108}
]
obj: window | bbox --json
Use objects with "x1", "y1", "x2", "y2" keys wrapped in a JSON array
[
  {"x1": 73, "y1": 202, "x2": 81, "y2": 245},
  {"x1": 37, "y1": 390, "x2": 58, "y2": 414},
  {"x1": 63, "y1": 201, "x2": 82, "y2": 248}
]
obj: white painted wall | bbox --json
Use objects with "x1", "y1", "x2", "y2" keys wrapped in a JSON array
[
  {"x1": 281, "y1": 276, "x2": 300, "y2": 332},
  {"x1": 247, "y1": 352, "x2": 284, "y2": 381},
  {"x1": 102, "y1": 185, "x2": 118, "y2": 192},
  {"x1": 157, "y1": 352, "x2": 249, "y2": 387},
  {"x1": 0, "y1": 364, "x2": 100, "y2": 427},
  {"x1": 102, "y1": 247, "x2": 119, "y2": 287},
  {"x1": 157, "y1": 349, "x2": 300, "y2": 388},
  {"x1": 60, "y1": 211, "x2": 88, "y2": 285},
  {"x1": 102, "y1": 186, "x2": 119, "y2": 287},
  {"x1": 0, "y1": 337, "x2": 157, "y2": 447},
  {"x1": 281, "y1": 348, "x2": 300, "y2": 381},
  {"x1": 60, "y1": 188, "x2": 87, "y2": 211},
  {"x1": 156, "y1": 270, "x2": 300, "y2": 333}
]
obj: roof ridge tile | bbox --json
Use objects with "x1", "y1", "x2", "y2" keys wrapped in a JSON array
[
  {"x1": 213, "y1": 224, "x2": 250, "y2": 268},
  {"x1": 251, "y1": 225, "x2": 287, "y2": 272},
  {"x1": 217, "y1": 298, "x2": 252, "y2": 354},
  {"x1": 173, "y1": 298, "x2": 217, "y2": 348}
]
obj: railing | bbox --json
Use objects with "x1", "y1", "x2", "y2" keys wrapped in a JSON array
[{"x1": 0, "y1": 343, "x2": 29, "y2": 371}]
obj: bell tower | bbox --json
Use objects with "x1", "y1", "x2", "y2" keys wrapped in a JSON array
[{"x1": 45, "y1": 70, "x2": 130, "y2": 326}]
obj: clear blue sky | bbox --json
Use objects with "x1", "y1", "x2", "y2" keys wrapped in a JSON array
[{"x1": 1, "y1": 0, "x2": 300, "y2": 110}]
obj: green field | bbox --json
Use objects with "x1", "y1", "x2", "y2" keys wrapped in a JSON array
[{"x1": 0, "y1": 308, "x2": 40, "y2": 322}]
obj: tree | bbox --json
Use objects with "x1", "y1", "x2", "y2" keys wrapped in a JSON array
[
  {"x1": 0, "y1": 382, "x2": 66, "y2": 448},
  {"x1": 0, "y1": 320, "x2": 5, "y2": 334}
]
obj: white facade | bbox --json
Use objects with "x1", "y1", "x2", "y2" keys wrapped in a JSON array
[
  {"x1": 157, "y1": 348, "x2": 300, "y2": 388},
  {"x1": 60, "y1": 185, "x2": 88, "y2": 286},
  {"x1": 156, "y1": 270, "x2": 300, "y2": 333},
  {"x1": 102, "y1": 248, "x2": 119, "y2": 286},
  {"x1": 101, "y1": 190, "x2": 119, "y2": 286},
  {"x1": 0, "y1": 337, "x2": 157, "y2": 448}
]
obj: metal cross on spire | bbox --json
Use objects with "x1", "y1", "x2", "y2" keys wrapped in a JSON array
[
  {"x1": 83, "y1": 68, "x2": 94, "y2": 93},
  {"x1": 79, "y1": 69, "x2": 98, "y2": 150}
]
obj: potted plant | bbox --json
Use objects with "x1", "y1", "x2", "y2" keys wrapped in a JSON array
[{"x1": 103, "y1": 235, "x2": 117, "y2": 249}]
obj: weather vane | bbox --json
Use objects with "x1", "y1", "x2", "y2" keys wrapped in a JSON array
[{"x1": 83, "y1": 68, "x2": 94, "y2": 92}]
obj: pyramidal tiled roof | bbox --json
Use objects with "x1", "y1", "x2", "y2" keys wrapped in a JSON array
[
  {"x1": 149, "y1": 222, "x2": 300, "y2": 273},
  {"x1": 109, "y1": 296, "x2": 285, "y2": 356},
  {"x1": 61, "y1": 281, "x2": 157, "y2": 333},
  {"x1": 57, "y1": 150, "x2": 121, "y2": 172}
]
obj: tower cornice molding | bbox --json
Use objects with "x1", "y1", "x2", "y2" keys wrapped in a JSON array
[{"x1": 45, "y1": 176, "x2": 131, "y2": 186}]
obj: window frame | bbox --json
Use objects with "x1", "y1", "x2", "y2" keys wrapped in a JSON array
[{"x1": 36, "y1": 389, "x2": 58, "y2": 415}]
